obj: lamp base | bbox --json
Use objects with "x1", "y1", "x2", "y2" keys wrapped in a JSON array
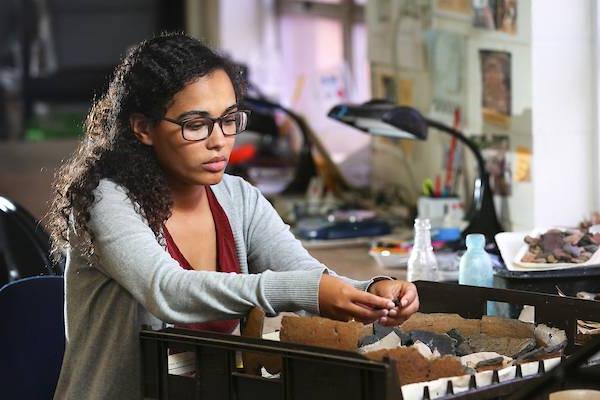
[{"x1": 462, "y1": 175, "x2": 504, "y2": 244}]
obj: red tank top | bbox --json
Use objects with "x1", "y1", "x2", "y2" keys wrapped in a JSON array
[{"x1": 163, "y1": 186, "x2": 241, "y2": 333}]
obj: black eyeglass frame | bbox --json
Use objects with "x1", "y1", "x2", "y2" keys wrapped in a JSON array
[{"x1": 161, "y1": 109, "x2": 252, "y2": 142}]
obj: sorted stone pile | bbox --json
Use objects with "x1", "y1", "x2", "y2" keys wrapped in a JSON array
[
  {"x1": 275, "y1": 313, "x2": 567, "y2": 386},
  {"x1": 521, "y1": 229, "x2": 600, "y2": 264}
]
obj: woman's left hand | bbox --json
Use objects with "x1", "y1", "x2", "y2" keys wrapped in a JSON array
[{"x1": 368, "y1": 280, "x2": 419, "y2": 326}]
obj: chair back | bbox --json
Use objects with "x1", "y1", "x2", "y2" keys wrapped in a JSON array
[{"x1": 0, "y1": 275, "x2": 65, "y2": 399}]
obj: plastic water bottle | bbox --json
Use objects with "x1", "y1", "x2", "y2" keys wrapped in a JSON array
[
  {"x1": 407, "y1": 219, "x2": 438, "y2": 282},
  {"x1": 459, "y1": 234, "x2": 495, "y2": 314},
  {"x1": 459, "y1": 234, "x2": 493, "y2": 286}
]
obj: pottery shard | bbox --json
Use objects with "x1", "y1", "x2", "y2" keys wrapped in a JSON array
[
  {"x1": 564, "y1": 232, "x2": 584, "y2": 245},
  {"x1": 280, "y1": 316, "x2": 370, "y2": 351},
  {"x1": 524, "y1": 235, "x2": 539, "y2": 246},
  {"x1": 400, "y1": 313, "x2": 481, "y2": 336},
  {"x1": 410, "y1": 330, "x2": 457, "y2": 355},
  {"x1": 373, "y1": 321, "x2": 395, "y2": 338},
  {"x1": 563, "y1": 244, "x2": 582, "y2": 258},
  {"x1": 480, "y1": 316, "x2": 535, "y2": 339},
  {"x1": 429, "y1": 356, "x2": 466, "y2": 381},
  {"x1": 241, "y1": 307, "x2": 282, "y2": 375},
  {"x1": 542, "y1": 232, "x2": 564, "y2": 252},
  {"x1": 465, "y1": 334, "x2": 536, "y2": 358},
  {"x1": 534, "y1": 324, "x2": 567, "y2": 348},
  {"x1": 365, "y1": 347, "x2": 430, "y2": 385},
  {"x1": 364, "y1": 347, "x2": 465, "y2": 385}
]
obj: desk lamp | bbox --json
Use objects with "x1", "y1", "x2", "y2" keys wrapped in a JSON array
[{"x1": 328, "y1": 101, "x2": 503, "y2": 242}]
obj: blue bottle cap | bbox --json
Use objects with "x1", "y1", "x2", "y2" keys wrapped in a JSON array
[{"x1": 466, "y1": 233, "x2": 485, "y2": 249}]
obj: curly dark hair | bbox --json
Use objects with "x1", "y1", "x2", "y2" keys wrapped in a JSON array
[{"x1": 47, "y1": 32, "x2": 246, "y2": 261}]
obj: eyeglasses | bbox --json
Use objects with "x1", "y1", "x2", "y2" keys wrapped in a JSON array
[{"x1": 161, "y1": 110, "x2": 251, "y2": 142}]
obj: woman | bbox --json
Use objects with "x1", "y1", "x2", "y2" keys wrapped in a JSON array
[{"x1": 48, "y1": 33, "x2": 419, "y2": 399}]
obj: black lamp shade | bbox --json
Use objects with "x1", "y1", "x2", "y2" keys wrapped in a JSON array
[
  {"x1": 328, "y1": 102, "x2": 427, "y2": 140},
  {"x1": 381, "y1": 106, "x2": 429, "y2": 141}
]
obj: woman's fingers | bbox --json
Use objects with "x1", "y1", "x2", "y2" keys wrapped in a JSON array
[
  {"x1": 396, "y1": 297, "x2": 420, "y2": 318},
  {"x1": 345, "y1": 302, "x2": 389, "y2": 323},
  {"x1": 379, "y1": 300, "x2": 420, "y2": 326},
  {"x1": 399, "y1": 283, "x2": 418, "y2": 308},
  {"x1": 351, "y1": 289, "x2": 396, "y2": 310},
  {"x1": 319, "y1": 274, "x2": 408, "y2": 323}
]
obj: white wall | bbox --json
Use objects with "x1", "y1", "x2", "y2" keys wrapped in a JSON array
[
  {"x1": 531, "y1": 0, "x2": 597, "y2": 227},
  {"x1": 219, "y1": 0, "x2": 282, "y2": 99}
]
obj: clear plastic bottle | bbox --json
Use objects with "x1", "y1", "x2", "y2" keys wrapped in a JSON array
[
  {"x1": 407, "y1": 219, "x2": 438, "y2": 282},
  {"x1": 458, "y1": 234, "x2": 493, "y2": 287}
]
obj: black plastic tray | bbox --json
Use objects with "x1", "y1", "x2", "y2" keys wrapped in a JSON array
[
  {"x1": 495, "y1": 264, "x2": 600, "y2": 279},
  {"x1": 141, "y1": 281, "x2": 600, "y2": 400},
  {"x1": 493, "y1": 265, "x2": 600, "y2": 299}
]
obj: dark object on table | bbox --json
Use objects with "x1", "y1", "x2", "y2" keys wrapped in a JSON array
[
  {"x1": 328, "y1": 101, "x2": 503, "y2": 243},
  {"x1": 295, "y1": 217, "x2": 391, "y2": 240}
]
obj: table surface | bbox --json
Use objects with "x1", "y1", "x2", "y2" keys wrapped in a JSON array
[{"x1": 307, "y1": 244, "x2": 408, "y2": 281}]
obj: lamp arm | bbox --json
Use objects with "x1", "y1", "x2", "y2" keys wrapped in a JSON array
[
  {"x1": 424, "y1": 118, "x2": 487, "y2": 180},
  {"x1": 425, "y1": 118, "x2": 504, "y2": 239}
]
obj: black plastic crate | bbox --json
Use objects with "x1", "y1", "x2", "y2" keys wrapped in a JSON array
[{"x1": 141, "y1": 281, "x2": 600, "y2": 400}]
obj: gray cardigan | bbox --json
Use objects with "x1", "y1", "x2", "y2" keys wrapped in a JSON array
[{"x1": 54, "y1": 175, "x2": 378, "y2": 399}]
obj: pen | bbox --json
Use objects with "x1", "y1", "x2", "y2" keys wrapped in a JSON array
[
  {"x1": 434, "y1": 175, "x2": 441, "y2": 197},
  {"x1": 422, "y1": 178, "x2": 434, "y2": 197}
]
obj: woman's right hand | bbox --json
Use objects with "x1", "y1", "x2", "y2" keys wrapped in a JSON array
[{"x1": 318, "y1": 274, "x2": 396, "y2": 323}]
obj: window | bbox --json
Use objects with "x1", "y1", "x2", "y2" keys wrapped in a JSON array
[
  {"x1": 220, "y1": 0, "x2": 371, "y2": 187},
  {"x1": 276, "y1": 0, "x2": 371, "y2": 187}
]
